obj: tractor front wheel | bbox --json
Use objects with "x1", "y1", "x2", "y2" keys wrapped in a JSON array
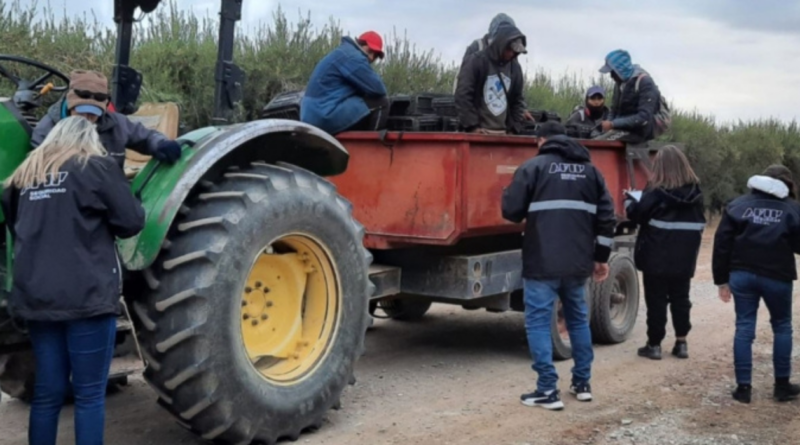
[{"x1": 134, "y1": 162, "x2": 372, "y2": 444}]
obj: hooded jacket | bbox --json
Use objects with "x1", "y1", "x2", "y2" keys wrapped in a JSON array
[
  {"x1": 712, "y1": 176, "x2": 800, "y2": 285},
  {"x1": 31, "y1": 97, "x2": 169, "y2": 169},
  {"x1": 455, "y1": 22, "x2": 527, "y2": 133},
  {"x1": 301, "y1": 36, "x2": 388, "y2": 135},
  {"x1": 566, "y1": 105, "x2": 610, "y2": 131},
  {"x1": 1, "y1": 156, "x2": 145, "y2": 322},
  {"x1": 625, "y1": 184, "x2": 706, "y2": 277},
  {"x1": 502, "y1": 135, "x2": 617, "y2": 279},
  {"x1": 603, "y1": 51, "x2": 660, "y2": 141}
]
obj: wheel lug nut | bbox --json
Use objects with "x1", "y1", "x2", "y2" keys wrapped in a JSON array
[
  {"x1": 266, "y1": 301, "x2": 273, "y2": 307},
  {"x1": 255, "y1": 281, "x2": 262, "y2": 288},
  {"x1": 261, "y1": 314, "x2": 268, "y2": 320},
  {"x1": 243, "y1": 314, "x2": 249, "y2": 320},
  {"x1": 245, "y1": 286, "x2": 253, "y2": 294},
  {"x1": 251, "y1": 320, "x2": 258, "y2": 326},
  {"x1": 241, "y1": 300, "x2": 247, "y2": 306}
]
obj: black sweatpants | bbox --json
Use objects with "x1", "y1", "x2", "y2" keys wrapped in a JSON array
[
  {"x1": 642, "y1": 274, "x2": 692, "y2": 346},
  {"x1": 348, "y1": 96, "x2": 390, "y2": 132}
]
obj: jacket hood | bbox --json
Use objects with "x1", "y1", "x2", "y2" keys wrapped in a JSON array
[
  {"x1": 341, "y1": 36, "x2": 369, "y2": 60},
  {"x1": 488, "y1": 13, "x2": 515, "y2": 43},
  {"x1": 654, "y1": 183, "x2": 703, "y2": 206},
  {"x1": 486, "y1": 22, "x2": 525, "y2": 64},
  {"x1": 748, "y1": 175, "x2": 789, "y2": 199},
  {"x1": 604, "y1": 49, "x2": 635, "y2": 81},
  {"x1": 539, "y1": 135, "x2": 591, "y2": 162}
]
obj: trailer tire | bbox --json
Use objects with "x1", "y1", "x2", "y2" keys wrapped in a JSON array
[
  {"x1": 0, "y1": 351, "x2": 35, "y2": 402},
  {"x1": 378, "y1": 297, "x2": 432, "y2": 321},
  {"x1": 590, "y1": 253, "x2": 639, "y2": 344},
  {"x1": 135, "y1": 162, "x2": 372, "y2": 445}
]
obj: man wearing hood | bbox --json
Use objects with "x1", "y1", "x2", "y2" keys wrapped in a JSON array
[
  {"x1": 455, "y1": 21, "x2": 528, "y2": 135},
  {"x1": 595, "y1": 49, "x2": 661, "y2": 143},
  {"x1": 32, "y1": 70, "x2": 181, "y2": 168},
  {"x1": 301, "y1": 31, "x2": 389, "y2": 135},
  {"x1": 566, "y1": 85, "x2": 609, "y2": 137},
  {"x1": 502, "y1": 122, "x2": 616, "y2": 410}
]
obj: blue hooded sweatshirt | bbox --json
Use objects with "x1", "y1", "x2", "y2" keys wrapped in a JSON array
[{"x1": 301, "y1": 36, "x2": 388, "y2": 135}]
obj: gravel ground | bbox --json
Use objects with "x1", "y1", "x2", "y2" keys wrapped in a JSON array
[{"x1": 2, "y1": 232, "x2": 800, "y2": 445}]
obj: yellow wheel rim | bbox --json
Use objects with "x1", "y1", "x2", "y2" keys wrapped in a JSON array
[{"x1": 240, "y1": 234, "x2": 340, "y2": 386}]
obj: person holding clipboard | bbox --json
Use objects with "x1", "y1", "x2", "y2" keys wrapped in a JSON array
[{"x1": 624, "y1": 145, "x2": 705, "y2": 360}]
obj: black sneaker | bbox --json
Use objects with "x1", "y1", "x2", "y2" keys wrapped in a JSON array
[
  {"x1": 774, "y1": 382, "x2": 800, "y2": 402},
  {"x1": 520, "y1": 389, "x2": 564, "y2": 410},
  {"x1": 637, "y1": 344, "x2": 662, "y2": 360},
  {"x1": 569, "y1": 383, "x2": 593, "y2": 402},
  {"x1": 732, "y1": 385, "x2": 752, "y2": 404},
  {"x1": 672, "y1": 342, "x2": 689, "y2": 359}
]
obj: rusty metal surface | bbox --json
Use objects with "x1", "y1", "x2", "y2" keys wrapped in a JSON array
[{"x1": 331, "y1": 131, "x2": 643, "y2": 250}]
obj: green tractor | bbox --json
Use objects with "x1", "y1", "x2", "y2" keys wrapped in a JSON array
[{"x1": 0, "y1": 0, "x2": 373, "y2": 443}]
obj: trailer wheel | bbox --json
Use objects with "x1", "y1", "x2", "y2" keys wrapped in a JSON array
[
  {"x1": 0, "y1": 351, "x2": 35, "y2": 402},
  {"x1": 590, "y1": 253, "x2": 639, "y2": 344},
  {"x1": 135, "y1": 162, "x2": 372, "y2": 445},
  {"x1": 378, "y1": 297, "x2": 432, "y2": 321}
]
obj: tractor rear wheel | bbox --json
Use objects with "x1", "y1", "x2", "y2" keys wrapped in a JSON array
[
  {"x1": 134, "y1": 162, "x2": 372, "y2": 444},
  {"x1": 0, "y1": 351, "x2": 35, "y2": 402},
  {"x1": 590, "y1": 253, "x2": 640, "y2": 344}
]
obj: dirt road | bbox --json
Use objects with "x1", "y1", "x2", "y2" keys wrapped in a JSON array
[{"x1": 3, "y1": 233, "x2": 800, "y2": 445}]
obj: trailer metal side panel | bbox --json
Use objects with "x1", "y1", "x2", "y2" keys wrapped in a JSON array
[{"x1": 332, "y1": 132, "x2": 644, "y2": 250}]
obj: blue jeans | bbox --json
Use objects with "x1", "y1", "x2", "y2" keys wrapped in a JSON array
[
  {"x1": 729, "y1": 271, "x2": 793, "y2": 385},
  {"x1": 28, "y1": 315, "x2": 117, "y2": 445},
  {"x1": 524, "y1": 278, "x2": 593, "y2": 392}
]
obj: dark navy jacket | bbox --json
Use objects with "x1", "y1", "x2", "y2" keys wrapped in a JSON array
[
  {"x1": 712, "y1": 176, "x2": 800, "y2": 285},
  {"x1": 502, "y1": 135, "x2": 617, "y2": 279},
  {"x1": 301, "y1": 37, "x2": 387, "y2": 135}
]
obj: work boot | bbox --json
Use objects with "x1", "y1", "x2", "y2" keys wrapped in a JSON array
[
  {"x1": 774, "y1": 380, "x2": 800, "y2": 402},
  {"x1": 732, "y1": 385, "x2": 752, "y2": 404},
  {"x1": 672, "y1": 341, "x2": 689, "y2": 359},
  {"x1": 637, "y1": 344, "x2": 662, "y2": 360}
]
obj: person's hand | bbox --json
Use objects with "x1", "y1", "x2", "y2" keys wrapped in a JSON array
[
  {"x1": 523, "y1": 110, "x2": 535, "y2": 122},
  {"x1": 470, "y1": 127, "x2": 488, "y2": 135},
  {"x1": 593, "y1": 262, "x2": 610, "y2": 282},
  {"x1": 153, "y1": 140, "x2": 182, "y2": 164},
  {"x1": 601, "y1": 121, "x2": 614, "y2": 132},
  {"x1": 718, "y1": 284, "x2": 732, "y2": 303}
]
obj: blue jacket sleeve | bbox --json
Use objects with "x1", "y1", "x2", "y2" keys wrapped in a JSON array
[
  {"x1": 611, "y1": 75, "x2": 659, "y2": 131},
  {"x1": 338, "y1": 58, "x2": 387, "y2": 98}
]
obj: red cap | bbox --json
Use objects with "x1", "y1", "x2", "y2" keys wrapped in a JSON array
[{"x1": 358, "y1": 31, "x2": 384, "y2": 58}]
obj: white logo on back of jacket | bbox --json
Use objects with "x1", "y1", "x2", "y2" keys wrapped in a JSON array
[
  {"x1": 549, "y1": 162, "x2": 587, "y2": 181},
  {"x1": 743, "y1": 207, "x2": 783, "y2": 225},
  {"x1": 484, "y1": 73, "x2": 512, "y2": 116},
  {"x1": 20, "y1": 172, "x2": 70, "y2": 200}
]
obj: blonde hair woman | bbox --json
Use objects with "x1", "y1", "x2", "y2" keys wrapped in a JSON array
[
  {"x1": 624, "y1": 145, "x2": 706, "y2": 361},
  {"x1": 1, "y1": 116, "x2": 145, "y2": 445}
]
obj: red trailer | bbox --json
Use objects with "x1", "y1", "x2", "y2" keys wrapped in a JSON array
[{"x1": 330, "y1": 131, "x2": 648, "y2": 359}]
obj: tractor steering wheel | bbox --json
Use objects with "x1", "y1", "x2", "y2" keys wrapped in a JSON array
[{"x1": 0, "y1": 55, "x2": 70, "y2": 111}]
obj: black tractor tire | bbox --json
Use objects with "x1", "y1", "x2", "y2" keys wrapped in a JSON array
[
  {"x1": 134, "y1": 162, "x2": 372, "y2": 445},
  {"x1": 590, "y1": 253, "x2": 640, "y2": 344},
  {"x1": 0, "y1": 351, "x2": 36, "y2": 402},
  {"x1": 377, "y1": 297, "x2": 432, "y2": 321}
]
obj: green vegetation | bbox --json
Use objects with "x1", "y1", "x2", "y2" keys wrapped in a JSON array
[{"x1": 1, "y1": 0, "x2": 798, "y2": 211}]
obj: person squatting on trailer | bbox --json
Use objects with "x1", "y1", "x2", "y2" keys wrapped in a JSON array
[
  {"x1": 301, "y1": 31, "x2": 390, "y2": 135},
  {"x1": 501, "y1": 122, "x2": 616, "y2": 410},
  {"x1": 565, "y1": 85, "x2": 610, "y2": 137},
  {"x1": 712, "y1": 165, "x2": 800, "y2": 404},
  {"x1": 31, "y1": 69, "x2": 182, "y2": 168},
  {"x1": 455, "y1": 20, "x2": 529, "y2": 135},
  {"x1": 1, "y1": 116, "x2": 145, "y2": 445},
  {"x1": 595, "y1": 49, "x2": 664, "y2": 144},
  {"x1": 624, "y1": 146, "x2": 705, "y2": 361}
]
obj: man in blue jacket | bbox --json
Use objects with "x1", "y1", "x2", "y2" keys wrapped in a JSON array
[
  {"x1": 301, "y1": 31, "x2": 389, "y2": 135},
  {"x1": 595, "y1": 49, "x2": 662, "y2": 144}
]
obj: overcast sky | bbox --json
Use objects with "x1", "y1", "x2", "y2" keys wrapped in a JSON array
[{"x1": 50, "y1": 0, "x2": 798, "y2": 124}]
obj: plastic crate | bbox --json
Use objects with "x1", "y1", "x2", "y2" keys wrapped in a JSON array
[
  {"x1": 432, "y1": 96, "x2": 457, "y2": 117},
  {"x1": 389, "y1": 95, "x2": 412, "y2": 116},
  {"x1": 442, "y1": 117, "x2": 460, "y2": 132},
  {"x1": 387, "y1": 115, "x2": 442, "y2": 132},
  {"x1": 541, "y1": 111, "x2": 562, "y2": 123},
  {"x1": 519, "y1": 122, "x2": 540, "y2": 136},
  {"x1": 390, "y1": 93, "x2": 451, "y2": 116},
  {"x1": 261, "y1": 90, "x2": 304, "y2": 120},
  {"x1": 528, "y1": 109, "x2": 545, "y2": 122}
]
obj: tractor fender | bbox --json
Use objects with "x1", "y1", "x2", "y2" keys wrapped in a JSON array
[{"x1": 117, "y1": 119, "x2": 350, "y2": 270}]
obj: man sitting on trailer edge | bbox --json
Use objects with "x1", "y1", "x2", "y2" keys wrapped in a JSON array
[
  {"x1": 455, "y1": 21, "x2": 528, "y2": 135},
  {"x1": 502, "y1": 122, "x2": 616, "y2": 411},
  {"x1": 301, "y1": 31, "x2": 390, "y2": 135}
]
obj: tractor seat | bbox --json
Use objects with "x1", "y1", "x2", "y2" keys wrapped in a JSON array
[{"x1": 124, "y1": 102, "x2": 180, "y2": 179}]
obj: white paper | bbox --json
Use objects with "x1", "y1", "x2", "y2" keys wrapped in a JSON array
[{"x1": 626, "y1": 190, "x2": 643, "y2": 202}]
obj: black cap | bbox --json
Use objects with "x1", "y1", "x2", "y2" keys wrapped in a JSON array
[{"x1": 536, "y1": 121, "x2": 566, "y2": 138}]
